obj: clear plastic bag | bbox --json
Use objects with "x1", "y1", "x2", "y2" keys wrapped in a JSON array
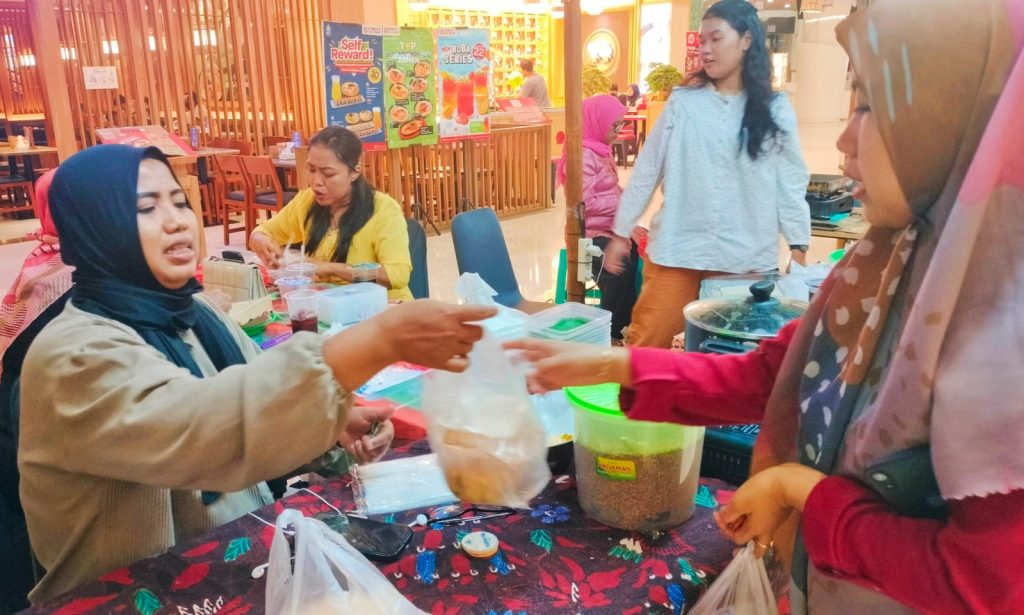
[
  {"x1": 456, "y1": 272, "x2": 530, "y2": 341},
  {"x1": 351, "y1": 454, "x2": 457, "y2": 515},
  {"x1": 689, "y1": 542, "x2": 780, "y2": 615},
  {"x1": 422, "y1": 332, "x2": 551, "y2": 508},
  {"x1": 265, "y1": 509, "x2": 426, "y2": 615}
]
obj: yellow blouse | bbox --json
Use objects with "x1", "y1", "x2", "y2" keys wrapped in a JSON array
[{"x1": 254, "y1": 189, "x2": 413, "y2": 301}]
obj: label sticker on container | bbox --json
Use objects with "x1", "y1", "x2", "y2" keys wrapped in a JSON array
[{"x1": 595, "y1": 456, "x2": 637, "y2": 481}]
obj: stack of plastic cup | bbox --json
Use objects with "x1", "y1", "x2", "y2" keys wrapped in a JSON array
[
  {"x1": 286, "y1": 262, "x2": 317, "y2": 279},
  {"x1": 277, "y1": 276, "x2": 312, "y2": 297},
  {"x1": 268, "y1": 268, "x2": 290, "y2": 285},
  {"x1": 528, "y1": 303, "x2": 612, "y2": 346}
]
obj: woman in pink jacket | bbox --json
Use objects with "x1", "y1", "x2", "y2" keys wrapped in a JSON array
[{"x1": 557, "y1": 94, "x2": 637, "y2": 343}]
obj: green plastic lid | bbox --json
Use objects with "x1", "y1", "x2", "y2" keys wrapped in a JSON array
[
  {"x1": 829, "y1": 249, "x2": 846, "y2": 263},
  {"x1": 564, "y1": 383, "x2": 624, "y2": 418}
]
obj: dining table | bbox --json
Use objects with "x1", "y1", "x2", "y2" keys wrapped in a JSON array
[
  {"x1": 189, "y1": 146, "x2": 242, "y2": 184},
  {"x1": 810, "y1": 209, "x2": 869, "y2": 249},
  {"x1": 622, "y1": 114, "x2": 647, "y2": 150},
  {"x1": 22, "y1": 436, "x2": 743, "y2": 615},
  {"x1": 20, "y1": 291, "x2": 759, "y2": 614},
  {"x1": 0, "y1": 145, "x2": 59, "y2": 183}
]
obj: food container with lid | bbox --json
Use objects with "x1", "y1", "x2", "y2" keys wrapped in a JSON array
[
  {"x1": 316, "y1": 283, "x2": 387, "y2": 326},
  {"x1": 528, "y1": 302, "x2": 611, "y2": 346},
  {"x1": 565, "y1": 384, "x2": 705, "y2": 531},
  {"x1": 683, "y1": 280, "x2": 808, "y2": 354}
]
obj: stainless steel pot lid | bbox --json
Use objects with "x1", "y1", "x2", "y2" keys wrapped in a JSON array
[{"x1": 683, "y1": 280, "x2": 808, "y2": 341}]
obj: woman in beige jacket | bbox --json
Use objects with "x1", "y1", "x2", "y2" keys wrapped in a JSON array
[{"x1": 17, "y1": 144, "x2": 493, "y2": 603}]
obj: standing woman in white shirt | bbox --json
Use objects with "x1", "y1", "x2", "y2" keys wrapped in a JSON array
[{"x1": 603, "y1": 0, "x2": 811, "y2": 349}]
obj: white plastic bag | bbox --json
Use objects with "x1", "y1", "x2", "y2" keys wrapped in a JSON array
[
  {"x1": 456, "y1": 272, "x2": 530, "y2": 341},
  {"x1": 422, "y1": 332, "x2": 551, "y2": 508},
  {"x1": 689, "y1": 542, "x2": 780, "y2": 615},
  {"x1": 265, "y1": 509, "x2": 426, "y2": 615},
  {"x1": 780, "y1": 260, "x2": 836, "y2": 303}
]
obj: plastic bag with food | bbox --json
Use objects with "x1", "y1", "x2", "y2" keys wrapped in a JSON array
[
  {"x1": 689, "y1": 542, "x2": 779, "y2": 615},
  {"x1": 265, "y1": 509, "x2": 426, "y2": 615},
  {"x1": 422, "y1": 332, "x2": 550, "y2": 508}
]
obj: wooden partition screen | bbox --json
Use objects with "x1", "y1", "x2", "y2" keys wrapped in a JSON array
[
  {"x1": 359, "y1": 124, "x2": 552, "y2": 231},
  {"x1": 470, "y1": 125, "x2": 552, "y2": 218},
  {"x1": 0, "y1": 2, "x2": 45, "y2": 117},
  {"x1": 50, "y1": 0, "x2": 334, "y2": 152}
]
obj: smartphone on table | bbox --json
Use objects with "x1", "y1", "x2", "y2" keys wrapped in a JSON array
[{"x1": 314, "y1": 513, "x2": 413, "y2": 562}]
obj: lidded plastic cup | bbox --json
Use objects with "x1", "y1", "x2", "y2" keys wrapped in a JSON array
[
  {"x1": 351, "y1": 262, "x2": 381, "y2": 283},
  {"x1": 565, "y1": 383, "x2": 705, "y2": 531}
]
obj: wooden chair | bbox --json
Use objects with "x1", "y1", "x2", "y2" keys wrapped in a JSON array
[
  {"x1": 230, "y1": 140, "x2": 254, "y2": 156},
  {"x1": 212, "y1": 137, "x2": 233, "y2": 149},
  {"x1": 211, "y1": 155, "x2": 252, "y2": 246},
  {"x1": 263, "y1": 135, "x2": 290, "y2": 153},
  {"x1": 612, "y1": 126, "x2": 637, "y2": 167},
  {"x1": 0, "y1": 175, "x2": 34, "y2": 216},
  {"x1": 239, "y1": 156, "x2": 297, "y2": 241}
]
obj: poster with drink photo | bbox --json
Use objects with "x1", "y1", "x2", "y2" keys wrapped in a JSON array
[
  {"x1": 436, "y1": 28, "x2": 491, "y2": 142},
  {"x1": 323, "y1": 22, "x2": 386, "y2": 151},
  {"x1": 382, "y1": 27, "x2": 438, "y2": 148},
  {"x1": 685, "y1": 31, "x2": 703, "y2": 76}
]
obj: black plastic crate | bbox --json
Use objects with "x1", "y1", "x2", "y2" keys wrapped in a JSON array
[{"x1": 700, "y1": 424, "x2": 761, "y2": 486}]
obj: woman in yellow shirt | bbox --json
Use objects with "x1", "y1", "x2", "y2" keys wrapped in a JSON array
[{"x1": 250, "y1": 127, "x2": 413, "y2": 301}]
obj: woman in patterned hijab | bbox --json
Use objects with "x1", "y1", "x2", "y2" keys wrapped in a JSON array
[
  {"x1": 721, "y1": 0, "x2": 1024, "y2": 611},
  {"x1": 509, "y1": 0, "x2": 1024, "y2": 611}
]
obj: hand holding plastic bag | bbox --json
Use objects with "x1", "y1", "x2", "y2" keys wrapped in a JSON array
[
  {"x1": 422, "y1": 332, "x2": 550, "y2": 508},
  {"x1": 265, "y1": 509, "x2": 426, "y2": 615},
  {"x1": 456, "y1": 272, "x2": 529, "y2": 341},
  {"x1": 689, "y1": 542, "x2": 780, "y2": 615}
]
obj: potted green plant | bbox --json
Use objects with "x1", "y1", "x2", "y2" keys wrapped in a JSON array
[
  {"x1": 582, "y1": 65, "x2": 612, "y2": 98},
  {"x1": 645, "y1": 63, "x2": 684, "y2": 101}
]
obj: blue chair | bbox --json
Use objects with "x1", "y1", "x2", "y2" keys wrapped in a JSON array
[
  {"x1": 450, "y1": 207, "x2": 549, "y2": 313},
  {"x1": 406, "y1": 218, "x2": 429, "y2": 299}
]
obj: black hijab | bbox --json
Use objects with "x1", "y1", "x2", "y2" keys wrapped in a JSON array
[
  {"x1": 49, "y1": 145, "x2": 247, "y2": 504},
  {"x1": 48, "y1": 145, "x2": 246, "y2": 378}
]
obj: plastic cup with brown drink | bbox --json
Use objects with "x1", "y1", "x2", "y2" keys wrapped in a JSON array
[{"x1": 284, "y1": 289, "x2": 320, "y2": 334}]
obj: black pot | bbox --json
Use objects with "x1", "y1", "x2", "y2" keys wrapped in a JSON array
[
  {"x1": 683, "y1": 281, "x2": 807, "y2": 354},
  {"x1": 547, "y1": 440, "x2": 574, "y2": 476}
]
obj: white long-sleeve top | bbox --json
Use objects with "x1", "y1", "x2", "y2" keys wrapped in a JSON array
[{"x1": 614, "y1": 85, "x2": 811, "y2": 273}]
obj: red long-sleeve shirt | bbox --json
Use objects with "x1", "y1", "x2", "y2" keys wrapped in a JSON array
[{"x1": 620, "y1": 320, "x2": 1024, "y2": 614}]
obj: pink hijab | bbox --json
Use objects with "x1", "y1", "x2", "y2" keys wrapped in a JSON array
[
  {"x1": 0, "y1": 169, "x2": 73, "y2": 376},
  {"x1": 557, "y1": 94, "x2": 626, "y2": 186}
]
